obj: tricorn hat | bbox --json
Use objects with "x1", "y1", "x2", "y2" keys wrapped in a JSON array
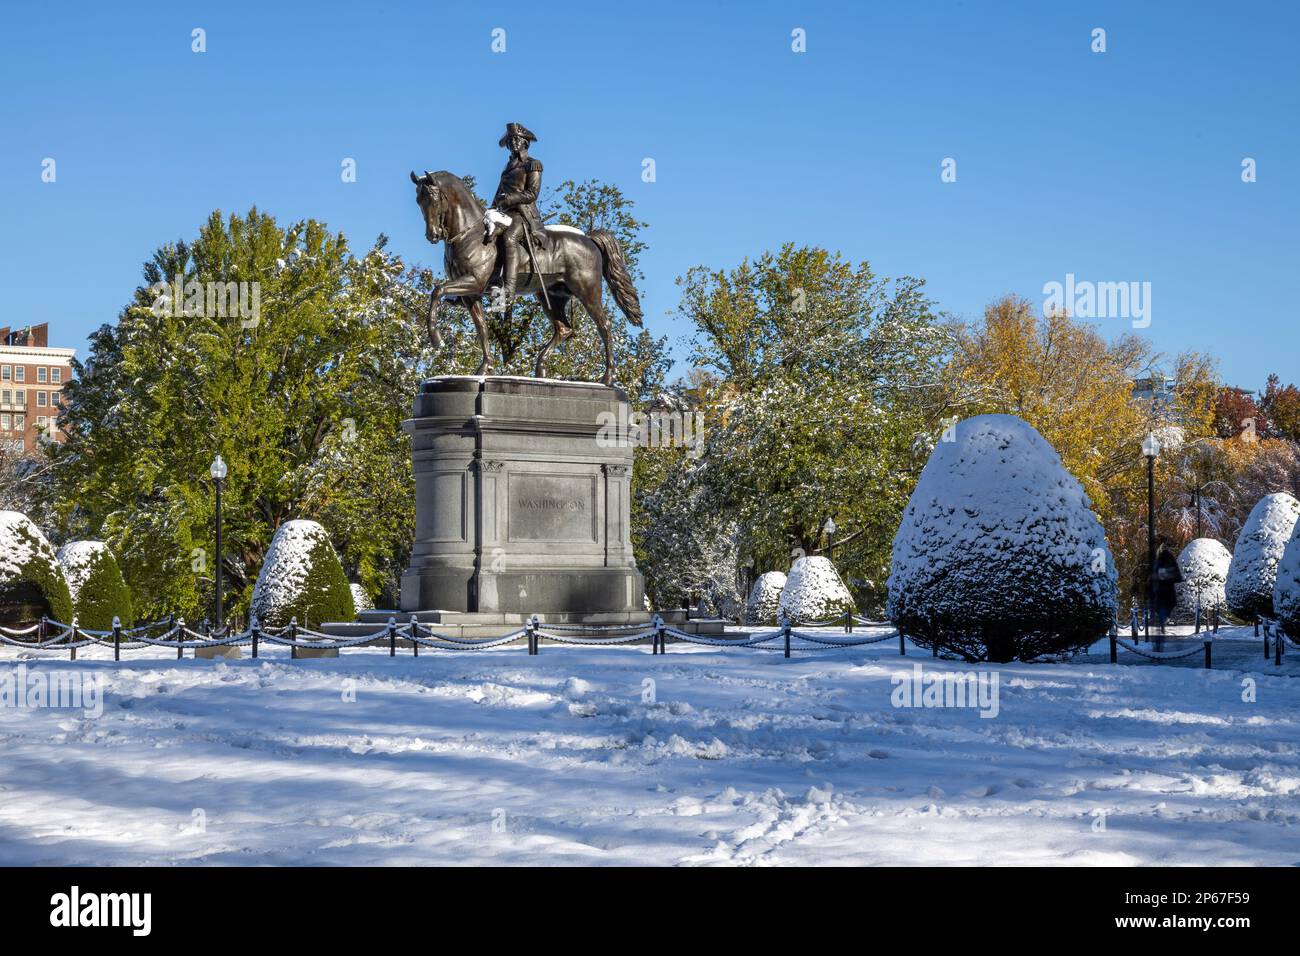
[{"x1": 499, "y1": 122, "x2": 538, "y2": 147}]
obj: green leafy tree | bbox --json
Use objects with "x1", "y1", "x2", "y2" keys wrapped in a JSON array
[
  {"x1": 644, "y1": 245, "x2": 953, "y2": 611},
  {"x1": 45, "y1": 209, "x2": 440, "y2": 620}
]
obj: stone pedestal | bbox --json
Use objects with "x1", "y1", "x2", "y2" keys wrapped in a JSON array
[
  {"x1": 399, "y1": 376, "x2": 645, "y2": 621},
  {"x1": 194, "y1": 645, "x2": 241, "y2": 660}
]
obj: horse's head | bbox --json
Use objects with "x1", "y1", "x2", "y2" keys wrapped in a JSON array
[{"x1": 410, "y1": 170, "x2": 446, "y2": 244}]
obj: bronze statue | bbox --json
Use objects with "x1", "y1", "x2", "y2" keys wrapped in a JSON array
[{"x1": 411, "y1": 124, "x2": 643, "y2": 386}]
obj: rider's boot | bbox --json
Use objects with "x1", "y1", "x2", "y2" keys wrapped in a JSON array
[{"x1": 498, "y1": 239, "x2": 520, "y2": 312}]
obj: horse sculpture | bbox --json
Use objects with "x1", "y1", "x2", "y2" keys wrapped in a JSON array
[{"x1": 410, "y1": 170, "x2": 643, "y2": 385}]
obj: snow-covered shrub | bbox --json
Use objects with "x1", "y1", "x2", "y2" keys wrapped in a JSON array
[
  {"x1": 350, "y1": 582, "x2": 374, "y2": 612},
  {"x1": 0, "y1": 511, "x2": 73, "y2": 626},
  {"x1": 886, "y1": 415, "x2": 1117, "y2": 662},
  {"x1": 57, "y1": 540, "x2": 133, "y2": 631},
  {"x1": 744, "y1": 571, "x2": 787, "y2": 624},
  {"x1": 251, "y1": 520, "x2": 355, "y2": 628},
  {"x1": 1174, "y1": 538, "x2": 1231, "y2": 617},
  {"x1": 1225, "y1": 493, "x2": 1300, "y2": 620},
  {"x1": 1274, "y1": 525, "x2": 1300, "y2": 637},
  {"x1": 779, "y1": 557, "x2": 854, "y2": 623}
]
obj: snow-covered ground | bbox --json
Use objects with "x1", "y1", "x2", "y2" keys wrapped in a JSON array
[{"x1": 1, "y1": 625, "x2": 1298, "y2": 866}]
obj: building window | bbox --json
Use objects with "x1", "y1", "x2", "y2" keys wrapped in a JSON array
[
  {"x1": 14, "y1": 390, "x2": 22, "y2": 406},
  {"x1": 37, "y1": 392, "x2": 47, "y2": 407},
  {"x1": 1, "y1": 366, "x2": 9, "y2": 381},
  {"x1": 14, "y1": 367, "x2": 23, "y2": 383},
  {"x1": 1, "y1": 415, "x2": 9, "y2": 431},
  {"x1": 51, "y1": 367, "x2": 62, "y2": 384},
  {"x1": 14, "y1": 414, "x2": 23, "y2": 430},
  {"x1": 36, "y1": 367, "x2": 46, "y2": 383},
  {"x1": 1, "y1": 391, "x2": 8, "y2": 406},
  {"x1": 36, "y1": 416, "x2": 47, "y2": 430}
]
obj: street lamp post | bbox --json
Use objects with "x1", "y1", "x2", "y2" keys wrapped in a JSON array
[
  {"x1": 1141, "y1": 433, "x2": 1160, "y2": 636},
  {"x1": 210, "y1": 454, "x2": 228, "y2": 632},
  {"x1": 823, "y1": 516, "x2": 837, "y2": 565}
]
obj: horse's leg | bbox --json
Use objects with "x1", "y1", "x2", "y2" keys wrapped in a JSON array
[
  {"x1": 577, "y1": 286, "x2": 615, "y2": 387},
  {"x1": 425, "y1": 285, "x2": 444, "y2": 349},
  {"x1": 534, "y1": 293, "x2": 572, "y2": 379},
  {"x1": 467, "y1": 298, "x2": 493, "y2": 375},
  {"x1": 436, "y1": 273, "x2": 493, "y2": 374}
]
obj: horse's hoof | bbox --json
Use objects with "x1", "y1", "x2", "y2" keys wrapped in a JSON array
[{"x1": 475, "y1": 362, "x2": 492, "y2": 376}]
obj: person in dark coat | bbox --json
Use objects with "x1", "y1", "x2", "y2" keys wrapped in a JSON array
[{"x1": 1152, "y1": 539, "x2": 1183, "y2": 639}]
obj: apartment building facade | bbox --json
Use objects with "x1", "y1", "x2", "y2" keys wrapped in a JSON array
[{"x1": 0, "y1": 324, "x2": 75, "y2": 455}]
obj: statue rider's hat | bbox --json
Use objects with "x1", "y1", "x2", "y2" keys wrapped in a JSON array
[{"x1": 499, "y1": 123, "x2": 538, "y2": 148}]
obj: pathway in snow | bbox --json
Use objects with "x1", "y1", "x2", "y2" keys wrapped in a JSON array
[{"x1": 1, "y1": 627, "x2": 1297, "y2": 865}]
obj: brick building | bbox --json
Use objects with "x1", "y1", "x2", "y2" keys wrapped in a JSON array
[{"x1": 0, "y1": 324, "x2": 75, "y2": 455}]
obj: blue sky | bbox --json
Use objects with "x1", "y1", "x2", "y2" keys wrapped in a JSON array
[{"x1": 2, "y1": 0, "x2": 1296, "y2": 388}]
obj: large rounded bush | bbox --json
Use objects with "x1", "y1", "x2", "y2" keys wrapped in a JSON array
[
  {"x1": 1274, "y1": 526, "x2": 1300, "y2": 637},
  {"x1": 0, "y1": 511, "x2": 73, "y2": 626},
  {"x1": 779, "y1": 557, "x2": 854, "y2": 623},
  {"x1": 57, "y1": 540, "x2": 133, "y2": 631},
  {"x1": 1175, "y1": 538, "x2": 1231, "y2": 617},
  {"x1": 886, "y1": 415, "x2": 1117, "y2": 662},
  {"x1": 251, "y1": 520, "x2": 355, "y2": 628},
  {"x1": 1225, "y1": 493, "x2": 1300, "y2": 620},
  {"x1": 744, "y1": 571, "x2": 787, "y2": 624}
]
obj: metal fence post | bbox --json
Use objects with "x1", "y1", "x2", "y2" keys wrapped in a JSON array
[
  {"x1": 1265, "y1": 625, "x2": 1271, "y2": 659},
  {"x1": 843, "y1": 611, "x2": 851, "y2": 634},
  {"x1": 1276, "y1": 627, "x2": 1283, "y2": 667},
  {"x1": 782, "y1": 616, "x2": 791, "y2": 659},
  {"x1": 66, "y1": 616, "x2": 76, "y2": 661},
  {"x1": 388, "y1": 616, "x2": 397, "y2": 657},
  {"x1": 1110, "y1": 628, "x2": 1118, "y2": 664},
  {"x1": 289, "y1": 617, "x2": 298, "y2": 660},
  {"x1": 251, "y1": 615, "x2": 260, "y2": 659},
  {"x1": 410, "y1": 614, "x2": 420, "y2": 657},
  {"x1": 528, "y1": 615, "x2": 539, "y2": 655},
  {"x1": 899, "y1": 631, "x2": 905, "y2": 656},
  {"x1": 653, "y1": 614, "x2": 664, "y2": 655},
  {"x1": 176, "y1": 617, "x2": 185, "y2": 660},
  {"x1": 1204, "y1": 639, "x2": 1212, "y2": 670},
  {"x1": 932, "y1": 638, "x2": 939, "y2": 658},
  {"x1": 112, "y1": 616, "x2": 121, "y2": 661}
]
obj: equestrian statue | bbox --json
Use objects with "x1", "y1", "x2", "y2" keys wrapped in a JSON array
[{"x1": 411, "y1": 123, "x2": 643, "y2": 386}]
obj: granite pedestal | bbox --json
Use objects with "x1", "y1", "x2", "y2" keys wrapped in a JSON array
[{"x1": 398, "y1": 376, "x2": 647, "y2": 627}]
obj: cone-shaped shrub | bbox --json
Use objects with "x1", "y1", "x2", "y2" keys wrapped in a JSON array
[
  {"x1": 779, "y1": 557, "x2": 854, "y2": 623},
  {"x1": 57, "y1": 540, "x2": 133, "y2": 631},
  {"x1": 886, "y1": 415, "x2": 1117, "y2": 662},
  {"x1": 0, "y1": 511, "x2": 73, "y2": 626},
  {"x1": 251, "y1": 520, "x2": 355, "y2": 628},
  {"x1": 744, "y1": 571, "x2": 787, "y2": 624},
  {"x1": 1272, "y1": 523, "x2": 1300, "y2": 637},
  {"x1": 1225, "y1": 493, "x2": 1300, "y2": 620},
  {"x1": 1175, "y1": 538, "x2": 1231, "y2": 617}
]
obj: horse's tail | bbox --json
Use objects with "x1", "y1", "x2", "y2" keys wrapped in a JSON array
[{"x1": 589, "y1": 229, "x2": 643, "y2": 327}]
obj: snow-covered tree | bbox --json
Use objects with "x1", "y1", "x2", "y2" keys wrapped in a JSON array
[
  {"x1": 744, "y1": 571, "x2": 786, "y2": 624},
  {"x1": 251, "y1": 520, "x2": 355, "y2": 628},
  {"x1": 0, "y1": 511, "x2": 73, "y2": 626},
  {"x1": 1174, "y1": 538, "x2": 1231, "y2": 617},
  {"x1": 886, "y1": 415, "x2": 1118, "y2": 662},
  {"x1": 779, "y1": 557, "x2": 854, "y2": 622},
  {"x1": 1224, "y1": 492, "x2": 1300, "y2": 620},
  {"x1": 57, "y1": 540, "x2": 133, "y2": 630}
]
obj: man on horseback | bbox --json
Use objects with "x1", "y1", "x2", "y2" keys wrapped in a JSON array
[{"x1": 490, "y1": 122, "x2": 546, "y2": 312}]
